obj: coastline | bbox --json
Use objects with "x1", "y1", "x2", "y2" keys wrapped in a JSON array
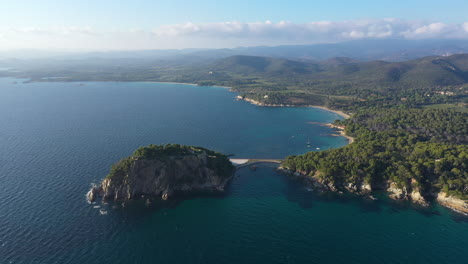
[
  {"x1": 239, "y1": 96, "x2": 355, "y2": 144},
  {"x1": 239, "y1": 97, "x2": 351, "y2": 119},
  {"x1": 307, "y1": 105, "x2": 350, "y2": 119},
  {"x1": 11, "y1": 78, "x2": 467, "y2": 216},
  {"x1": 340, "y1": 133, "x2": 355, "y2": 144},
  {"x1": 142, "y1": 81, "x2": 234, "y2": 90}
]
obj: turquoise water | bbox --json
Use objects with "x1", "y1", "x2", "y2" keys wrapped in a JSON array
[{"x1": 0, "y1": 78, "x2": 467, "y2": 263}]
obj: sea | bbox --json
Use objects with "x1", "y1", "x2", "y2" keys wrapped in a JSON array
[{"x1": 0, "y1": 78, "x2": 467, "y2": 264}]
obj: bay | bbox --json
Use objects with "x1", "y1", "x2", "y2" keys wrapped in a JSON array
[{"x1": 0, "y1": 78, "x2": 466, "y2": 264}]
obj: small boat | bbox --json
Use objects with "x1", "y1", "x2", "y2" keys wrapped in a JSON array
[
  {"x1": 93, "y1": 205, "x2": 101, "y2": 209},
  {"x1": 99, "y1": 209, "x2": 108, "y2": 215},
  {"x1": 316, "y1": 148, "x2": 320, "y2": 150},
  {"x1": 249, "y1": 165, "x2": 258, "y2": 171},
  {"x1": 306, "y1": 138, "x2": 311, "y2": 147}
]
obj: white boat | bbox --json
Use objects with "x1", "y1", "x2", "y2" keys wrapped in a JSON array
[{"x1": 99, "y1": 209, "x2": 108, "y2": 215}]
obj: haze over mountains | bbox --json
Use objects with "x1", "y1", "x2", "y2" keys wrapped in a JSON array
[
  {"x1": 1, "y1": 38, "x2": 468, "y2": 112},
  {"x1": 2, "y1": 39, "x2": 468, "y2": 63}
]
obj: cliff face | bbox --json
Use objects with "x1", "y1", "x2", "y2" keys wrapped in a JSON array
[
  {"x1": 88, "y1": 146, "x2": 235, "y2": 202},
  {"x1": 280, "y1": 168, "x2": 435, "y2": 206}
]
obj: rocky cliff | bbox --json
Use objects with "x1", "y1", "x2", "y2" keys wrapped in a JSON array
[
  {"x1": 280, "y1": 168, "x2": 435, "y2": 208},
  {"x1": 87, "y1": 144, "x2": 235, "y2": 202}
]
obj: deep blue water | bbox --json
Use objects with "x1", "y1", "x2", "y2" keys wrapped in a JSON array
[{"x1": 0, "y1": 78, "x2": 467, "y2": 264}]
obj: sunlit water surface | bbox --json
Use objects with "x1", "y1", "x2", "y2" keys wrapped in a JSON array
[{"x1": 0, "y1": 79, "x2": 466, "y2": 264}]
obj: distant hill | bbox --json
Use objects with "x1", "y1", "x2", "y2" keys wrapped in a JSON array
[
  {"x1": 211, "y1": 55, "x2": 315, "y2": 75},
  {"x1": 3, "y1": 39, "x2": 468, "y2": 63},
  {"x1": 209, "y1": 53, "x2": 468, "y2": 87},
  {"x1": 202, "y1": 39, "x2": 468, "y2": 62},
  {"x1": 1, "y1": 49, "x2": 467, "y2": 111},
  {"x1": 319, "y1": 57, "x2": 360, "y2": 67},
  {"x1": 202, "y1": 53, "x2": 468, "y2": 107}
]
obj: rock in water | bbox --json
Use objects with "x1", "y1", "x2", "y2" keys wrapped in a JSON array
[{"x1": 88, "y1": 144, "x2": 235, "y2": 202}]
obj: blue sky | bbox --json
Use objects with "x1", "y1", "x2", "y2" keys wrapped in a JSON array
[
  {"x1": 3, "y1": 0, "x2": 468, "y2": 28},
  {"x1": 1, "y1": 0, "x2": 468, "y2": 50}
]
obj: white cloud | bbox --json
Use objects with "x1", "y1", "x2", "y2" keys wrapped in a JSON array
[
  {"x1": 1, "y1": 19, "x2": 468, "y2": 50},
  {"x1": 401, "y1": 23, "x2": 452, "y2": 38},
  {"x1": 152, "y1": 19, "x2": 468, "y2": 42}
]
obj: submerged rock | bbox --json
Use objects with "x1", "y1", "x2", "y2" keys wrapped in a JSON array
[{"x1": 88, "y1": 144, "x2": 235, "y2": 202}]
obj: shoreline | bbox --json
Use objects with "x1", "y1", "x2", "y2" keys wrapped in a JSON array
[
  {"x1": 18, "y1": 77, "x2": 349, "y2": 118},
  {"x1": 20, "y1": 78, "x2": 355, "y2": 144},
  {"x1": 137, "y1": 81, "x2": 234, "y2": 90},
  {"x1": 13, "y1": 78, "x2": 466, "y2": 216},
  {"x1": 239, "y1": 97, "x2": 351, "y2": 119},
  {"x1": 239, "y1": 97, "x2": 355, "y2": 144},
  {"x1": 307, "y1": 105, "x2": 350, "y2": 119}
]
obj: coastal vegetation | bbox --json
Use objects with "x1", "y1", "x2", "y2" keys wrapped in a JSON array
[
  {"x1": 107, "y1": 144, "x2": 234, "y2": 181},
  {"x1": 282, "y1": 109, "x2": 468, "y2": 201}
]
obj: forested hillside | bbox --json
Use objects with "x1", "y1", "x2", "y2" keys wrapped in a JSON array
[{"x1": 282, "y1": 109, "x2": 468, "y2": 200}]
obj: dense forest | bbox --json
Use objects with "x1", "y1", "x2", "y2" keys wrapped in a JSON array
[
  {"x1": 107, "y1": 144, "x2": 234, "y2": 181},
  {"x1": 282, "y1": 109, "x2": 468, "y2": 199}
]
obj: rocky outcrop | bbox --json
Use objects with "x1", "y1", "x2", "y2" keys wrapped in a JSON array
[
  {"x1": 437, "y1": 192, "x2": 468, "y2": 214},
  {"x1": 387, "y1": 182, "x2": 409, "y2": 200},
  {"x1": 278, "y1": 168, "x2": 330, "y2": 192},
  {"x1": 280, "y1": 168, "x2": 434, "y2": 206},
  {"x1": 410, "y1": 190, "x2": 429, "y2": 206},
  {"x1": 88, "y1": 145, "x2": 235, "y2": 202},
  {"x1": 386, "y1": 180, "x2": 430, "y2": 206},
  {"x1": 345, "y1": 182, "x2": 372, "y2": 194}
]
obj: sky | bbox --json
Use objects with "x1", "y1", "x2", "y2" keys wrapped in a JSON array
[{"x1": 1, "y1": 0, "x2": 468, "y2": 50}]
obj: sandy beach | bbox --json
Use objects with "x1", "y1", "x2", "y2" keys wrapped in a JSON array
[{"x1": 308, "y1": 105, "x2": 351, "y2": 119}]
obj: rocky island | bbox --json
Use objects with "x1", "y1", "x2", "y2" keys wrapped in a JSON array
[{"x1": 87, "y1": 144, "x2": 235, "y2": 202}]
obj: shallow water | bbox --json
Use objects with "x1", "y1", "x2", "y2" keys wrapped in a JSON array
[{"x1": 0, "y1": 79, "x2": 466, "y2": 264}]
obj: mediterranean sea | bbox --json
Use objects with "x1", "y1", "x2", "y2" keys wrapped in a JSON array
[{"x1": 0, "y1": 78, "x2": 467, "y2": 264}]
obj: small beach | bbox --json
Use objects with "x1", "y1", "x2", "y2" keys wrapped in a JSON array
[{"x1": 309, "y1": 105, "x2": 350, "y2": 119}]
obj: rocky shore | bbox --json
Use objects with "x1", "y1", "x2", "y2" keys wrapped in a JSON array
[
  {"x1": 279, "y1": 168, "x2": 468, "y2": 214},
  {"x1": 437, "y1": 192, "x2": 468, "y2": 215},
  {"x1": 88, "y1": 145, "x2": 235, "y2": 202}
]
